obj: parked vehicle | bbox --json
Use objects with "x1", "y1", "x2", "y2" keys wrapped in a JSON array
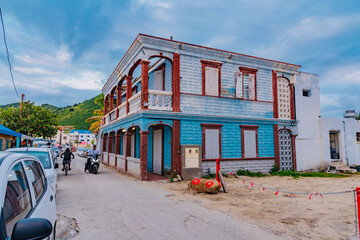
[
  {"x1": 86, "y1": 155, "x2": 100, "y2": 174},
  {"x1": 77, "y1": 148, "x2": 87, "y2": 158},
  {"x1": 6, "y1": 147, "x2": 58, "y2": 195},
  {"x1": 0, "y1": 152, "x2": 56, "y2": 240}
]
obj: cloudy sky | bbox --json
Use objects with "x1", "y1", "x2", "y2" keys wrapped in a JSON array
[{"x1": 0, "y1": 0, "x2": 359, "y2": 116}]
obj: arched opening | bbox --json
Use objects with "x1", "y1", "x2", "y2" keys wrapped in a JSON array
[
  {"x1": 102, "y1": 133, "x2": 109, "y2": 163},
  {"x1": 147, "y1": 124, "x2": 172, "y2": 176},
  {"x1": 146, "y1": 56, "x2": 173, "y2": 111},
  {"x1": 108, "y1": 131, "x2": 116, "y2": 166},
  {"x1": 278, "y1": 128, "x2": 294, "y2": 170}
]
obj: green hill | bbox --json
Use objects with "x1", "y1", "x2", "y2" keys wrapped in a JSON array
[
  {"x1": 54, "y1": 95, "x2": 101, "y2": 129},
  {"x1": 0, "y1": 94, "x2": 102, "y2": 130},
  {"x1": 0, "y1": 102, "x2": 20, "y2": 109}
]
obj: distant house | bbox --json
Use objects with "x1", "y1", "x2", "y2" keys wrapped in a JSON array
[
  {"x1": 97, "y1": 34, "x2": 321, "y2": 180},
  {"x1": 70, "y1": 130, "x2": 96, "y2": 146},
  {"x1": 0, "y1": 124, "x2": 22, "y2": 150}
]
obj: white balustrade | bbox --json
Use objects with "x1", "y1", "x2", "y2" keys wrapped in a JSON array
[
  {"x1": 118, "y1": 102, "x2": 126, "y2": 120},
  {"x1": 148, "y1": 90, "x2": 173, "y2": 111},
  {"x1": 128, "y1": 92, "x2": 141, "y2": 115}
]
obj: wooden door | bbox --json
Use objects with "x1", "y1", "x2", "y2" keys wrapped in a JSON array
[
  {"x1": 130, "y1": 134, "x2": 135, "y2": 157},
  {"x1": 153, "y1": 129, "x2": 163, "y2": 175}
]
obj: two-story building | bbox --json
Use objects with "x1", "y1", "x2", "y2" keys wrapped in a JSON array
[{"x1": 98, "y1": 34, "x2": 318, "y2": 180}]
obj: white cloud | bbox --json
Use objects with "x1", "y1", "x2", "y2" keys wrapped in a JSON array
[
  {"x1": 286, "y1": 15, "x2": 360, "y2": 42},
  {"x1": 14, "y1": 67, "x2": 58, "y2": 75},
  {"x1": 322, "y1": 63, "x2": 360, "y2": 85}
]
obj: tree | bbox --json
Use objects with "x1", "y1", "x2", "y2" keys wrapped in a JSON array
[
  {"x1": 85, "y1": 94, "x2": 104, "y2": 134},
  {"x1": 0, "y1": 101, "x2": 58, "y2": 138}
]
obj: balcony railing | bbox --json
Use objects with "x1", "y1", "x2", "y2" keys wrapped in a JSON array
[
  {"x1": 128, "y1": 92, "x2": 141, "y2": 115},
  {"x1": 102, "y1": 90, "x2": 173, "y2": 127},
  {"x1": 118, "y1": 102, "x2": 126, "y2": 119},
  {"x1": 148, "y1": 90, "x2": 173, "y2": 111}
]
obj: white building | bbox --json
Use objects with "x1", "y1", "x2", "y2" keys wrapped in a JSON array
[
  {"x1": 294, "y1": 72, "x2": 323, "y2": 170},
  {"x1": 70, "y1": 130, "x2": 96, "y2": 146},
  {"x1": 55, "y1": 130, "x2": 70, "y2": 145}
]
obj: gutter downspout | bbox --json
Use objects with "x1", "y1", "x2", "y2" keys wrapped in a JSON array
[{"x1": 343, "y1": 120, "x2": 349, "y2": 166}]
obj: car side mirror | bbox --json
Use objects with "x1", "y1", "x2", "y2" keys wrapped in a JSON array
[
  {"x1": 11, "y1": 218, "x2": 52, "y2": 240},
  {"x1": 54, "y1": 163, "x2": 59, "y2": 169}
]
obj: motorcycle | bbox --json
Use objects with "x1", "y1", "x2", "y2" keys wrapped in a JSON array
[{"x1": 86, "y1": 154, "x2": 99, "y2": 174}]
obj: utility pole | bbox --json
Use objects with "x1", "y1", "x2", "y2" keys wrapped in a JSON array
[{"x1": 20, "y1": 93, "x2": 24, "y2": 123}]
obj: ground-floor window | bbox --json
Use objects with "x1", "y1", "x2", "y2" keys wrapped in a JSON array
[
  {"x1": 241, "y1": 125, "x2": 258, "y2": 158},
  {"x1": 201, "y1": 124, "x2": 222, "y2": 160}
]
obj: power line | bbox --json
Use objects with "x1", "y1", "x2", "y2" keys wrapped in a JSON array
[{"x1": 0, "y1": 7, "x2": 20, "y2": 99}]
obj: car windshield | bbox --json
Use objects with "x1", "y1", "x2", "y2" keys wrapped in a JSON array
[{"x1": 12, "y1": 151, "x2": 52, "y2": 169}]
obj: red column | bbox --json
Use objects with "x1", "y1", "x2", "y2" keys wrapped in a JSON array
[
  {"x1": 290, "y1": 84, "x2": 295, "y2": 120},
  {"x1": 116, "y1": 86, "x2": 121, "y2": 118},
  {"x1": 273, "y1": 124, "x2": 280, "y2": 168},
  {"x1": 126, "y1": 76, "x2": 133, "y2": 115},
  {"x1": 140, "y1": 131, "x2": 149, "y2": 181},
  {"x1": 109, "y1": 94, "x2": 114, "y2": 112},
  {"x1": 104, "y1": 98, "x2": 109, "y2": 115},
  {"x1": 291, "y1": 134, "x2": 298, "y2": 171},
  {"x1": 173, "y1": 53, "x2": 180, "y2": 112},
  {"x1": 140, "y1": 60, "x2": 150, "y2": 110},
  {"x1": 272, "y1": 70, "x2": 278, "y2": 119},
  {"x1": 172, "y1": 120, "x2": 181, "y2": 175}
]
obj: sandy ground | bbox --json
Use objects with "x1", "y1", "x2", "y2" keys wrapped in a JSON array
[
  {"x1": 158, "y1": 175, "x2": 360, "y2": 240},
  {"x1": 55, "y1": 156, "x2": 281, "y2": 240}
]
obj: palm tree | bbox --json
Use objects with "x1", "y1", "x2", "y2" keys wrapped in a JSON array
[{"x1": 86, "y1": 94, "x2": 104, "y2": 134}]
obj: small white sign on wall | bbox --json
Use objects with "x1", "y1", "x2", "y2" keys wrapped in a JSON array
[{"x1": 185, "y1": 147, "x2": 200, "y2": 168}]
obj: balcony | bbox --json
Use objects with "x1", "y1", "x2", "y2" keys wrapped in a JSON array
[{"x1": 102, "y1": 90, "x2": 173, "y2": 126}]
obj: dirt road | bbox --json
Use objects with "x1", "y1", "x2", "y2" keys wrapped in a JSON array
[{"x1": 55, "y1": 155, "x2": 281, "y2": 240}]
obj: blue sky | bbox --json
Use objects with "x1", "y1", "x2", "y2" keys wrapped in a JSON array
[{"x1": 0, "y1": 0, "x2": 359, "y2": 116}]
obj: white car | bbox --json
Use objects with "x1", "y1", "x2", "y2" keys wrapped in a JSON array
[
  {"x1": 6, "y1": 148, "x2": 58, "y2": 195},
  {"x1": 0, "y1": 152, "x2": 56, "y2": 240}
]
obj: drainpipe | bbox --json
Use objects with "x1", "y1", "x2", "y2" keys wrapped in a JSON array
[{"x1": 343, "y1": 120, "x2": 349, "y2": 166}]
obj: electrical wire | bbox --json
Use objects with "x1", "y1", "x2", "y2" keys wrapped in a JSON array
[{"x1": 0, "y1": 7, "x2": 20, "y2": 99}]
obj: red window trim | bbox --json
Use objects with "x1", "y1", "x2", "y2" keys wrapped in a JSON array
[
  {"x1": 201, "y1": 123, "x2": 222, "y2": 160},
  {"x1": 153, "y1": 63, "x2": 166, "y2": 91},
  {"x1": 240, "y1": 125, "x2": 259, "y2": 158},
  {"x1": 239, "y1": 67, "x2": 258, "y2": 101},
  {"x1": 201, "y1": 60, "x2": 222, "y2": 97}
]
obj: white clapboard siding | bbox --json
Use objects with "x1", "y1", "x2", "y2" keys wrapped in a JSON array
[
  {"x1": 205, "y1": 67, "x2": 219, "y2": 96},
  {"x1": 205, "y1": 129, "x2": 220, "y2": 159},
  {"x1": 235, "y1": 72, "x2": 243, "y2": 98},
  {"x1": 244, "y1": 130, "x2": 257, "y2": 157},
  {"x1": 154, "y1": 70, "x2": 163, "y2": 91}
]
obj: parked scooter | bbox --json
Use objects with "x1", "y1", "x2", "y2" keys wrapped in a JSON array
[{"x1": 85, "y1": 154, "x2": 99, "y2": 174}]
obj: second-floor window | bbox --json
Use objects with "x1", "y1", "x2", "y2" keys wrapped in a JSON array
[
  {"x1": 236, "y1": 67, "x2": 257, "y2": 100},
  {"x1": 201, "y1": 60, "x2": 222, "y2": 97}
]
